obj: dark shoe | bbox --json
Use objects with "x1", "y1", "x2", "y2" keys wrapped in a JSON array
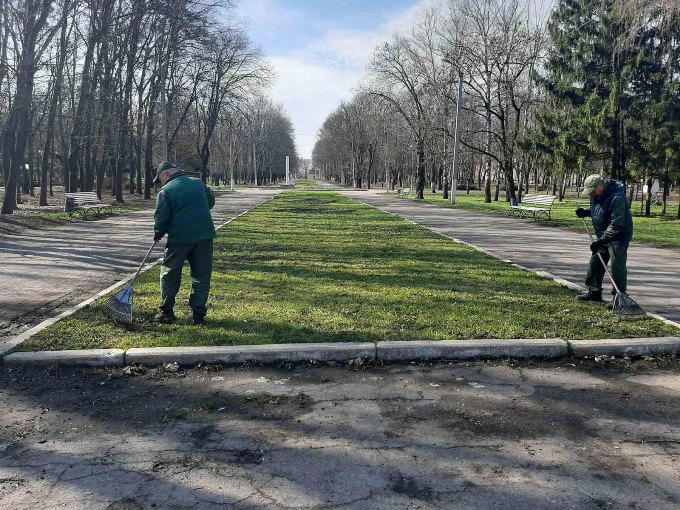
[
  {"x1": 577, "y1": 290, "x2": 603, "y2": 302},
  {"x1": 155, "y1": 309, "x2": 177, "y2": 323},
  {"x1": 192, "y1": 314, "x2": 205, "y2": 326}
]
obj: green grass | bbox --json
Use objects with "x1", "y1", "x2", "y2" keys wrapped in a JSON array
[
  {"x1": 404, "y1": 191, "x2": 680, "y2": 250},
  {"x1": 16, "y1": 191, "x2": 677, "y2": 351},
  {"x1": 294, "y1": 178, "x2": 319, "y2": 187}
]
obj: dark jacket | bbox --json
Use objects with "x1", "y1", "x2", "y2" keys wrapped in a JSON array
[
  {"x1": 589, "y1": 179, "x2": 633, "y2": 245},
  {"x1": 154, "y1": 172, "x2": 216, "y2": 244}
]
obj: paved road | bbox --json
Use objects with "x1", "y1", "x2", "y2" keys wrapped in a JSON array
[
  {"x1": 341, "y1": 190, "x2": 680, "y2": 324},
  {"x1": 0, "y1": 359, "x2": 678, "y2": 509},
  {"x1": 0, "y1": 188, "x2": 280, "y2": 345}
]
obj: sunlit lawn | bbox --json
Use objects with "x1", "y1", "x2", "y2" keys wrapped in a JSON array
[
  {"x1": 405, "y1": 191, "x2": 680, "y2": 250},
  {"x1": 17, "y1": 191, "x2": 677, "y2": 351},
  {"x1": 294, "y1": 178, "x2": 320, "y2": 187}
]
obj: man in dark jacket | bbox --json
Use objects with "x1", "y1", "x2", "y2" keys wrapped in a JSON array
[
  {"x1": 575, "y1": 174, "x2": 634, "y2": 304},
  {"x1": 153, "y1": 162, "x2": 216, "y2": 324}
]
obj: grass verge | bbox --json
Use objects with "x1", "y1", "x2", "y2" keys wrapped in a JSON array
[
  {"x1": 294, "y1": 178, "x2": 320, "y2": 188},
  {"x1": 17, "y1": 191, "x2": 677, "y2": 351},
  {"x1": 403, "y1": 191, "x2": 680, "y2": 250}
]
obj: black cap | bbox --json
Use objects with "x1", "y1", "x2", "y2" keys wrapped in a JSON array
[{"x1": 153, "y1": 161, "x2": 178, "y2": 184}]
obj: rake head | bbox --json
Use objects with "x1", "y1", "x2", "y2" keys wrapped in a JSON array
[
  {"x1": 102, "y1": 286, "x2": 134, "y2": 324},
  {"x1": 612, "y1": 291, "x2": 645, "y2": 317}
]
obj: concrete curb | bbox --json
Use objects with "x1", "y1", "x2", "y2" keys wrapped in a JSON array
[
  {"x1": 3, "y1": 337, "x2": 680, "y2": 368},
  {"x1": 125, "y1": 343, "x2": 377, "y2": 366},
  {"x1": 376, "y1": 339, "x2": 568, "y2": 361},
  {"x1": 3, "y1": 349, "x2": 125, "y2": 367},
  {"x1": 568, "y1": 336, "x2": 680, "y2": 358}
]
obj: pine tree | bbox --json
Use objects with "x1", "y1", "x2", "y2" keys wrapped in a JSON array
[{"x1": 538, "y1": 0, "x2": 633, "y2": 181}]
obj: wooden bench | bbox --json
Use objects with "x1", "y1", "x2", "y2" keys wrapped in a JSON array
[
  {"x1": 397, "y1": 187, "x2": 412, "y2": 195},
  {"x1": 64, "y1": 192, "x2": 113, "y2": 218},
  {"x1": 508, "y1": 194, "x2": 557, "y2": 220}
]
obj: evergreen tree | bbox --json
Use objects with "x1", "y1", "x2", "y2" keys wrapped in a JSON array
[{"x1": 538, "y1": 0, "x2": 633, "y2": 181}]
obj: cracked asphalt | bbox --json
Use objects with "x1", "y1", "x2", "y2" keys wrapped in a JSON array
[{"x1": 1, "y1": 358, "x2": 679, "y2": 509}]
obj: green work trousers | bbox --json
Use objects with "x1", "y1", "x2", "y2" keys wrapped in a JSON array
[
  {"x1": 160, "y1": 239, "x2": 213, "y2": 317},
  {"x1": 585, "y1": 241, "x2": 628, "y2": 294}
]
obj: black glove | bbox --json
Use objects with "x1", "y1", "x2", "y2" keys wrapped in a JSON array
[
  {"x1": 575, "y1": 208, "x2": 590, "y2": 218},
  {"x1": 590, "y1": 239, "x2": 606, "y2": 253},
  {"x1": 154, "y1": 234, "x2": 163, "y2": 242}
]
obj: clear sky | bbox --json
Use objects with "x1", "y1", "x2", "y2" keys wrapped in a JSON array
[{"x1": 234, "y1": 0, "x2": 435, "y2": 159}]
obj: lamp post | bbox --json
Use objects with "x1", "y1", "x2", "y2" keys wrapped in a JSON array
[
  {"x1": 285, "y1": 156, "x2": 290, "y2": 185},
  {"x1": 450, "y1": 69, "x2": 463, "y2": 204}
]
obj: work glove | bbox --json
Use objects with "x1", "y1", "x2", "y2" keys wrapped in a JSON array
[
  {"x1": 154, "y1": 234, "x2": 164, "y2": 242},
  {"x1": 590, "y1": 239, "x2": 606, "y2": 253},
  {"x1": 575, "y1": 208, "x2": 590, "y2": 218}
]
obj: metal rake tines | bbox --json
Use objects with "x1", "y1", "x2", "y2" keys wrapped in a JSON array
[
  {"x1": 612, "y1": 292, "x2": 645, "y2": 316},
  {"x1": 101, "y1": 286, "x2": 135, "y2": 324}
]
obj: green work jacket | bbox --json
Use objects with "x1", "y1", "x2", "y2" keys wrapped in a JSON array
[
  {"x1": 154, "y1": 173, "x2": 216, "y2": 244},
  {"x1": 589, "y1": 180, "x2": 633, "y2": 245}
]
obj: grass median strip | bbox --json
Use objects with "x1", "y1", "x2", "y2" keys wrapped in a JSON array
[{"x1": 16, "y1": 191, "x2": 677, "y2": 351}]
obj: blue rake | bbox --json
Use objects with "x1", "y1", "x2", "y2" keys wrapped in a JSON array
[{"x1": 102, "y1": 241, "x2": 158, "y2": 324}]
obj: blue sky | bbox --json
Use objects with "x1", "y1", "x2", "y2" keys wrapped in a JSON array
[{"x1": 233, "y1": 0, "x2": 433, "y2": 158}]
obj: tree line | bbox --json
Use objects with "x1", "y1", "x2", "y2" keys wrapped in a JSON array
[
  {"x1": 0, "y1": 0, "x2": 298, "y2": 214},
  {"x1": 312, "y1": 0, "x2": 680, "y2": 217}
]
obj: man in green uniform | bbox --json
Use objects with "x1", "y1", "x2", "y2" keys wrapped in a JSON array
[
  {"x1": 575, "y1": 174, "x2": 634, "y2": 305},
  {"x1": 153, "y1": 162, "x2": 216, "y2": 325}
]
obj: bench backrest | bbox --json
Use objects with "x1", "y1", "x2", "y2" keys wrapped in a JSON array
[
  {"x1": 401, "y1": 188, "x2": 411, "y2": 193},
  {"x1": 64, "y1": 192, "x2": 102, "y2": 205},
  {"x1": 520, "y1": 194, "x2": 557, "y2": 207}
]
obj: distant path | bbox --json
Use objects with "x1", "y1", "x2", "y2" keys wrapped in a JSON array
[
  {"x1": 340, "y1": 189, "x2": 680, "y2": 325},
  {"x1": 0, "y1": 189, "x2": 280, "y2": 345}
]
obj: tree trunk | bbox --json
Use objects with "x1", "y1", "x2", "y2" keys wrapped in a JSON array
[{"x1": 415, "y1": 138, "x2": 425, "y2": 199}]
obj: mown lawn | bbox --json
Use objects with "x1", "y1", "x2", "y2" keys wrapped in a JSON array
[
  {"x1": 16, "y1": 191, "x2": 677, "y2": 351},
  {"x1": 294, "y1": 178, "x2": 320, "y2": 187},
  {"x1": 405, "y1": 191, "x2": 680, "y2": 250}
]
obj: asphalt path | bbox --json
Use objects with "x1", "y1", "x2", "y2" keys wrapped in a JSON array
[
  {"x1": 0, "y1": 359, "x2": 678, "y2": 509},
  {"x1": 340, "y1": 190, "x2": 680, "y2": 325},
  {"x1": 0, "y1": 188, "x2": 280, "y2": 346}
]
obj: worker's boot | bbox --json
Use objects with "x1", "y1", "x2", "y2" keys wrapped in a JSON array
[
  {"x1": 154, "y1": 309, "x2": 177, "y2": 323},
  {"x1": 577, "y1": 290, "x2": 603, "y2": 303}
]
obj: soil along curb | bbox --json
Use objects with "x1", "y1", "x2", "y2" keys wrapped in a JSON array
[
  {"x1": 376, "y1": 339, "x2": 568, "y2": 361},
  {"x1": 125, "y1": 343, "x2": 377, "y2": 366}
]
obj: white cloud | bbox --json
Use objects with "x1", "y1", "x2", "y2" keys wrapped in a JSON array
[{"x1": 249, "y1": 0, "x2": 441, "y2": 158}]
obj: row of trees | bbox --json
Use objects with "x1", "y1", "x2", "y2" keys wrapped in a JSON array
[
  {"x1": 312, "y1": 0, "x2": 680, "y2": 216},
  {"x1": 0, "y1": 0, "x2": 298, "y2": 214}
]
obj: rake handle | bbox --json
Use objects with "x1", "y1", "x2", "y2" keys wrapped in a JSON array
[
  {"x1": 580, "y1": 217, "x2": 622, "y2": 295},
  {"x1": 129, "y1": 241, "x2": 158, "y2": 287}
]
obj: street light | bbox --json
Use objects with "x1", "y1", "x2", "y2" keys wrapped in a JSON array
[{"x1": 451, "y1": 69, "x2": 463, "y2": 205}]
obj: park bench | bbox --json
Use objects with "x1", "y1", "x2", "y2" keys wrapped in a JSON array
[
  {"x1": 507, "y1": 193, "x2": 557, "y2": 220},
  {"x1": 64, "y1": 192, "x2": 113, "y2": 218},
  {"x1": 397, "y1": 187, "x2": 412, "y2": 195}
]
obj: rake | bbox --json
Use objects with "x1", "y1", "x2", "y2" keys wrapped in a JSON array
[
  {"x1": 580, "y1": 218, "x2": 644, "y2": 317},
  {"x1": 102, "y1": 241, "x2": 158, "y2": 324}
]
